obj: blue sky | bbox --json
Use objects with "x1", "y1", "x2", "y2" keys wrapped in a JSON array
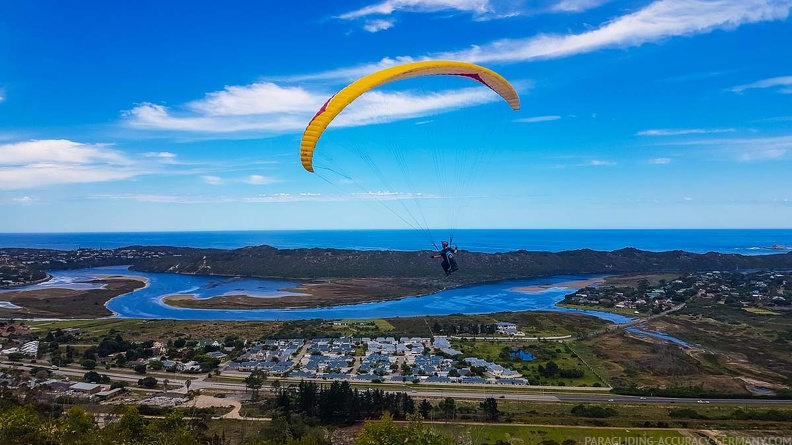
[{"x1": 1, "y1": 0, "x2": 791, "y2": 232}]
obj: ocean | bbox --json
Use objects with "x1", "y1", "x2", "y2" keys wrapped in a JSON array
[{"x1": 0, "y1": 229, "x2": 791, "y2": 254}]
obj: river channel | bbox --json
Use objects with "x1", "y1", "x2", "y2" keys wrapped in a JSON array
[{"x1": 2, "y1": 266, "x2": 637, "y2": 323}]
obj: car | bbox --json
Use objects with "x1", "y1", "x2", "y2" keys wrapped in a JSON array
[
  {"x1": 411, "y1": 390, "x2": 417, "y2": 393},
  {"x1": 608, "y1": 399, "x2": 614, "y2": 402},
  {"x1": 214, "y1": 393, "x2": 226, "y2": 398},
  {"x1": 640, "y1": 397, "x2": 646, "y2": 400},
  {"x1": 499, "y1": 395, "x2": 505, "y2": 399}
]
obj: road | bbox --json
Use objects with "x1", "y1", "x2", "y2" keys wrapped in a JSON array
[{"x1": 5, "y1": 361, "x2": 791, "y2": 406}]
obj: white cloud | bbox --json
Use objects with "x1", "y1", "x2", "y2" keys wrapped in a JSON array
[
  {"x1": 188, "y1": 82, "x2": 323, "y2": 116},
  {"x1": 90, "y1": 191, "x2": 432, "y2": 204},
  {"x1": 648, "y1": 157, "x2": 672, "y2": 164},
  {"x1": 669, "y1": 135, "x2": 792, "y2": 161},
  {"x1": 587, "y1": 160, "x2": 616, "y2": 166},
  {"x1": 0, "y1": 87, "x2": 5, "y2": 102},
  {"x1": 364, "y1": 19, "x2": 396, "y2": 32},
  {"x1": 550, "y1": 0, "x2": 608, "y2": 13},
  {"x1": 0, "y1": 139, "x2": 126, "y2": 165},
  {"x1": 203, "y1": 175, "x2": 223, "y2": 185},
  {"x1": 243, "y1": 175, "x2": 277, "y2": 185},
  {"x1": 515, "y1": 115, "x2": 561, "y2": 123},
  {"x1": 0, "y1": 139, "x2": 154, "y2": 190},
  {"x1": 143, "y1": 151, "x2": 176, "y2": 158},
  {"x1": 304, "y1": 0, "x2": 791, "y2": 82},
  {"x1": 637, "y1": 128, "x2": 735, "y2": 136},
  {"x1": 12, "y1": 196, "x2": 33, "y2": 204},
  {"x1": 730, "y1": 76, "x2": 792, "y2": 93},
  {"x1": 439, "y1": 0, "x2": 791, "y2": 64},
  {"x1": 338, "y1": 0, "x2": 495, "y2": 20},
  {"x1": 125, "y1": 85, "x2": 508, "y2": 133},
  {"x1": 125, "y1": 102, "x2": 310, "y2": 132}
]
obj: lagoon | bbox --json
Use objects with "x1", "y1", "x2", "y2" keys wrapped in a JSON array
[{"x1": 1, "y1": 266, "x2": 632, "y2": 323}]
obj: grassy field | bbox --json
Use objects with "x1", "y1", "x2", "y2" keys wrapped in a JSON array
[
  {"x1": 439, "y1": 424, "x2": 691, "y2": 444},
  {"x1": 449, "y1": 340, "x2": 605, "y2": 386},
  {"x1": 26, "y1": 319, "x2": 283, "y2": 343},
  {"x1": 557, "y1": 303, "x2": 648, "y2": 317},
  {"x1": 742, "y1": 307, "x2": 782, "y2": 315},
  {"x1": 22, "y1": 310, "x2": 608, "y2": 343}
]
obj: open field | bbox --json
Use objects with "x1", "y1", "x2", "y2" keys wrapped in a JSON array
[
  {"x1": 575, "y1": 330, "x2": 752, "y2": 393},
  {"x1": 20, "y1": 310, "x2": 610, "y2": 344},
  {"x1": 438, "y1": 424, "x2": 692, "y2": 444},
  {"x1": 557, "y1": 303, "x2": 648, "y2": 316},
  {"x1": 386, "y1": 311, "x2": 611, "y2": 338},
  {"x1": 25, "y1": 318, "x2": 284, "y2": 343},
  {"x1": 449, "y1": 339, "x2": 605, "y2": 386},
  {"x1": 602, "y1": 274, "x2": 684, "y2": 288}
]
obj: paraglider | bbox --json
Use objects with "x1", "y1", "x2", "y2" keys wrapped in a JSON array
[
  {"x1": 299, "y1": 60, "x2": 520, "y2": 273},
  {"x1": 432, "y1": 240, "x2": 459, "y2": 276},
  {"x1": 300, "y1": 60, "x2": 520, "y2": 172}
]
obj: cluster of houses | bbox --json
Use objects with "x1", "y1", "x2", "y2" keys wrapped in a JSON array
[
  {"x1": 1, "y1": 340, "x2": 39, "y2": 357},
  {"x1": 0, "y1": 247, "x2": 170, "y2": 271},
  {"x1": 0, "y1": 256, "x2": 45, "y2": 287},
  {"x1": 224, "y1": 334, "x2": 529, "y2": 386},
  {"x1": 563, "y1": 270, "x2": 791, "y2": 312}
]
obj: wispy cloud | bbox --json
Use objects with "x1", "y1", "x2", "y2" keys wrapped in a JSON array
[
  {"x1": 515, "y1": 115, "x2": 561, "y2": 123},
  {"x1": 143, "y1": 151, "x2": 176, "y2": 158},
  {"x1": 243, "y1": 175, "x2": 277, "y2": 185},
  {"x1": 301, "y1": 0, "x2": 791, "y2": 83},
  {"x1": 0, "y1": 139, "x2": 157, "y2": 190},
  {"x1": 12, "y1": 196, "x2": 34, "y2": 204},
  {"x1": 125, "y1": 84, "x2": 507, "y2": 133},
  {"x1": 90, "y1": 191, "x2": 434, "y2": 204},
  {"x1": 0, "y1": 87, "x2": 5, "y2": 102},
  {"x1": 338, "y1": 0, "x2": 497, "y2": 21},
  {"x1": 670, "y1": 135, "x2": 792, "y2": 161},
  {"x1": 637, "y1": 128, "x2": 735, "y2": 136},
  {"x1": 364, "y1": 19, "x2": 396, "y2": 32},
  {"x1": 587, "y1": 159, "x2": 616, "y2": 166},
  {"x1": 202, "y1": 175, "x2": 223, "y2": 185},
  {"x1": 730, "y1": 76, "x2": 792, "y2": 93},
  {"x1": 648, "y1": 157, "x2": 672, "y2": 164},
  {"x1": 550, "y1": 0, "x2": 608, "y2": 13}
]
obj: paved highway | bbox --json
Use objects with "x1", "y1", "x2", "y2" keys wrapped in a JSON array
[{"x1": 5, "y1": 361, "x2": 791, "y2": 406}]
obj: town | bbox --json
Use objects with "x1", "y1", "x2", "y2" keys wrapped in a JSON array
[{"x1": 562, "y1": 270, "x2": 791, "y2": 314}]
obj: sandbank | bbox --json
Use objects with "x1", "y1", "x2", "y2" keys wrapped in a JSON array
[{"x1": 511, "y1": 278, "x2": 605, "y2": 293}]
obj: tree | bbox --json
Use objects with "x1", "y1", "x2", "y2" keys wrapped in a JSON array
[
  {"x1": 438, "y1": 397, "x2": 456, "y2": 420},
  {"x1": 57, "y1": 407, "x2": 99, "y2": 445},
  {"x1": 84, "y1": 370, "x2": 102, "y2": 383},
  {"x1": 134, "y1": 363, "x2": 147, "y2": 374},
  {"x1": 0, "y1": 405, "x2": 48, "y2": 445},
  {"x1": 355, "y1": 412, "x2": 454, "y2": 445},
  {"x1": 80, "y1": 359, "x2": 96, "y2": 369},
  {"x1": 138, "y1": 376, "x2": 158, "y2": 388},
  {"x1": 244, "y1": 370, "x2": 265, "y2": 401},
  {"x1": 418, "y1": 399, "x2": 433, "y2": 418},
  {"x1": 480, "y1": 397, "x2": 499, "y2": 421}
]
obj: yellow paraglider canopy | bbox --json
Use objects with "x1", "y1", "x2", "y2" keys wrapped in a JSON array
[{"x1": 300, "y1": 60, "x2": 520, "y2": 172}]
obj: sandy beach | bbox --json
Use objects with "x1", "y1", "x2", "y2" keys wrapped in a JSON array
[{"x1": 511, "y1": 278, "x2": 605, "y2": 293}]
